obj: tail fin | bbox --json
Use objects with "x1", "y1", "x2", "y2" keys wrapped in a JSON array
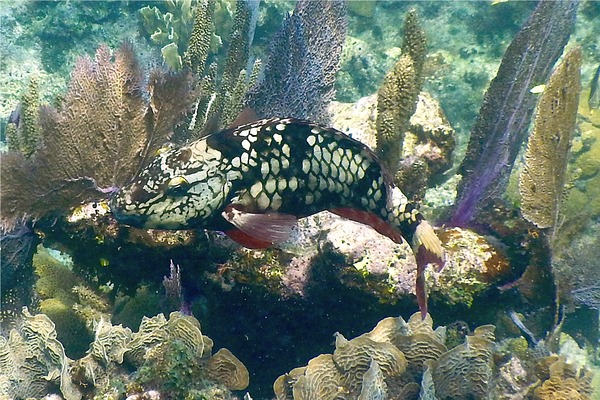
[{"x1": 413, "y1": 220, "x2": 445, "y2": 319}]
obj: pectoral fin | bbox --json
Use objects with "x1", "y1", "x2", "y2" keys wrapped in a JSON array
[{"x1": 222, "y1": 205, "x2": 297, "y2": 247}]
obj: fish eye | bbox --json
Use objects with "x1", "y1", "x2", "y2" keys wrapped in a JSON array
[{"x1": 166, "y1": 176, "x2": 190, "y2": 196}]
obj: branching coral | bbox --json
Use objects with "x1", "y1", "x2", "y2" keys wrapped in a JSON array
[
  {"x1": 180, "y1": 0, "x2": 260, "y2": 139},
  {"x1": 375, "y1": 9, "x2": 426, "y2": 174},
  {"x1": 0, "y1": 44, "x2": 196, "y2": 228},
  {"x1": 184, "y1": 0, "x2": 215, "y2": 75},
  {"x1": 6, "y1": 78, "x2": 41, "y2": 157}
]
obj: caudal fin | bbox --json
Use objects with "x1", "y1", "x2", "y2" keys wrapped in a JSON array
[{"x1": 413, "y1": 220, "x2": 445, "y2": 319}]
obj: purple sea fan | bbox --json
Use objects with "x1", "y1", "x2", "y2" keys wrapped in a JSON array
[
  {"x1": 0, "y1": 44, "x2": 197, "y2": 228},
  {"x1": 451, "y1": 0, "x2": 578, "y2": 226},
  {"x1": 244, "y1": 0, "x2": 347, "y2": 124}
]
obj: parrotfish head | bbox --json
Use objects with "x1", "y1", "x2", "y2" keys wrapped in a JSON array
[{"x1": 110, "y1": 141, "x2": 230, "y2": 229}]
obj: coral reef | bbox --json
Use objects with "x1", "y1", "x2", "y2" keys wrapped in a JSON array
[
  {"x1": 177, "y1": 0, "x2": 260, "y2": 139},
  {"x1": 139, "y1": 0, "x2": 195, "y2": 70},
  {"x1": 397, "y1": 92, "x2": 456, "y2": 202},
  {"x1": 532, "y1": 355, "x2": 594, "y2": 400},
  {"x1": 33, "y1": 245, "x2": 109, "y2": 356},
  {"x1": 453, "y1": 0, "x2": 578, "y2": 226},
  {"x1": 552, "y1": 222, "x2": 600, "y2": 310},
  {"x1": 274, "y1": 312, "x2": 596, "y2": 399},
  {"x1": 329, "y1": 92, "x2": 456, "y2": 202},
  {"x1": 427, "y1": 324, "x2": 495, "y2": 398},
  {"x1": 184, "y1": 0, "x2": 215, "y2": 75},
  {"x1": 213, "y1": 210, "x2": 508, "y2": 309},
  {"x1": 1, "y1": 309, "x2": 248, "y2": 399},
  {"x1": 5, "y1": 78, "x2": 41, "y2": 158},
  {"x1": 3, "y1": 3, "x2": 600, "y2": 398},
  {"x1": 0, "y1": 222, "x2": 37, "y2": 329},
  {"x1": 556, "y1": 85, "x2": 600, "y2": 249},
  {"x1": 0, "y1": 308, "x2": 80, "y2": 400},
  {"x1": 376, "y1": 9, "x2": 427, "y2": 175}
]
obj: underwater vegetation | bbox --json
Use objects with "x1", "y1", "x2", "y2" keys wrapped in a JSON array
[
  {"x1": 1, "y1": 0, "x2": 600, "y2": 398},
  {"x1": 0, "y1": 43, "x2": 196, "y2": 228}
]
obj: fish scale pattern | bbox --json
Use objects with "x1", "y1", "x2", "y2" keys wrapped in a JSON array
[{"x1": 216, "y1": 118, "x2": 386, "y2": 216}]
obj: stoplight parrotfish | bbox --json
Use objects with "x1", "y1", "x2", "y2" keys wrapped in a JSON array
[{"x1": 110, "y1": 115, "x2": 445, "y2": 317}]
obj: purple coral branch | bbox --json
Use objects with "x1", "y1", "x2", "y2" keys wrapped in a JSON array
[{"x1": 451, "y1": 0, "x2": 578, "y2": 226}]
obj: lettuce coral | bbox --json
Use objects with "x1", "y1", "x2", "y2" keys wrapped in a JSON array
[
  {"x1": 1, "y1": 309, "x2": 248, "y2": 399},
  {"x1": 139, "y1": 0, "x2": 195, "y2": 69},
  {"x1": 273, "y1": 312, "x2": 597, "y2": 399},
  {"x1": 0, "y1": 308, "x2": 80, "y2": 400}
]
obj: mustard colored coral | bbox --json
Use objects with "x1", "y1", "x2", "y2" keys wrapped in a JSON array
[{"x1": 519, "y1": 47, "x2": 582, "y2": 229}]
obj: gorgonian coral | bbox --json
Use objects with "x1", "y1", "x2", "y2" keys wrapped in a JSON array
[
  {"x1": 243, "y1": 0, "x2": 347, "y2": 124},
  {"x1": 0, "y1": 44, "x2": 196, "y2": 229},
  {"x1": 452, "y1": 0, "x2": 578, "y2": 226}
]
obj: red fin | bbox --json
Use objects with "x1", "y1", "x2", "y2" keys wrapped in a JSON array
[
  {"x1": 222, "y1": 205, "x2": 297, "y2": 245},
  {"x1": 228, "y1": 107, "x2": 259, "y2": 128},
  {"x1": 225, "y1": 229, "x2": 274, "y2": 249},
  {"x1": 329, "y1": 208, "x2": 402, "y2": 243}
]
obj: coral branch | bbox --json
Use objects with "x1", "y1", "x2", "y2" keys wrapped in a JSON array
[
  {"x1": 519, "y1": 47, "x2": 582, "y2": 231},
  {"x1": 244, "y1": 0, "x2": 347, "y2": 124},
  {"x1": 0, "y1": 44, "x2": 196, "y2": 226},
  {"x1": 452, "y1": 0, "x2": 578, "y2": 226}
]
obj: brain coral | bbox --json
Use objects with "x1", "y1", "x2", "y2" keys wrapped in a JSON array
[
  {"x1": 274, "y1": 313, "x2": 582, "y2": 400},
  {"x1": 367, "y1": 312, "x2": 448, "y2": 377},
  {"x1": 333, "y1": 332, "x2": 407, "y2": 394}
]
